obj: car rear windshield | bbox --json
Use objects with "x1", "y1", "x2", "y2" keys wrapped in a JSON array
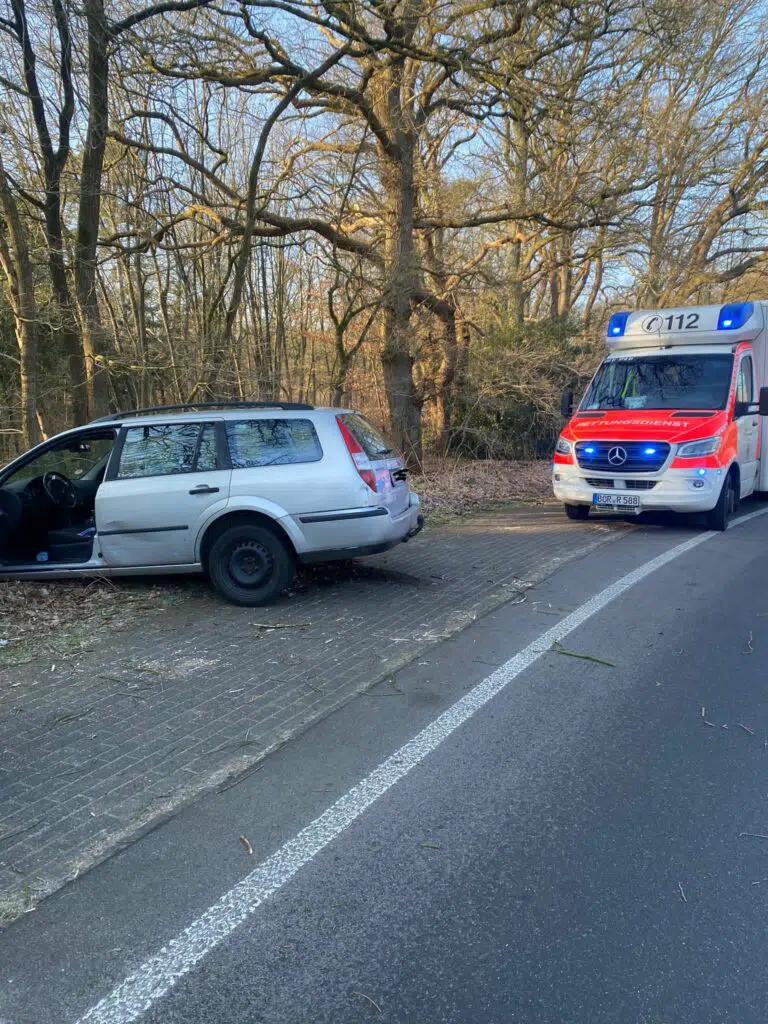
[
  {"x1": 339, "y1": 414, "x2": 394, "y2": 459},
  {"x1": 226, "y1": 418, "x2": 322, "y2": 468}
]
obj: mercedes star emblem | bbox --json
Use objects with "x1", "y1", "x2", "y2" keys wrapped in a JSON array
[{"x1": 608, "y1": 446, "x2": 628, "y2": 466}]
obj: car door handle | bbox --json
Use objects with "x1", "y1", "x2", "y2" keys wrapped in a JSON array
[{"x1": 189, "y1": 485, "x2": 219, "y2": 495}]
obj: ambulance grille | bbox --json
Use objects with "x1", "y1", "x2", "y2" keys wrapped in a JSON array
[
  {"x1": 575, "y1": 441, "x2": 670, "y2": 473},
  {"x1": 585, "y1": 478, "x2": 658, "y2": 490}
]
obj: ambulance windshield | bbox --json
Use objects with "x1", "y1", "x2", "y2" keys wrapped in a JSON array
[{"x1": 581, "y1": 353, "x2": 734, "y2": 412}]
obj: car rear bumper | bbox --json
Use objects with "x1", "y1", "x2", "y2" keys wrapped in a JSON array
[
  {"x1": 552, "y1": 464, "x2": 724, "y2": 513},
  {"x1": 292, "y1": 494, "x2": 422, "y2": 563}
]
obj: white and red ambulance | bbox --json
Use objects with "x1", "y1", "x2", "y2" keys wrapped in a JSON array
[{"x1": 553, "y1": 302, "x2": 768, "y2": 530}]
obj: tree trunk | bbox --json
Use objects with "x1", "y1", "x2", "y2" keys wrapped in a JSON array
[
  {"x1": 48, "y1": 235, "x2": 88, "y2": 425},
  {"x1": 549, "y1": 266, "x2": 560, "y2": 318},
  {"x1": 331, "y1": 326, "x2": 353, "y2": 407},
  {"x1": 40, "y1": 170, "x2": 88, "y2": 422},
  {"x1": 379, "y1": 136, "x2": 422, "y2": 460},
  {"x1": 9, "y1": 0, "x2": 87, "y2": 423},
  {"x1": 128, "y1": 253, "x2": 150, "y2": 407},
  {"x1": 380, "y1": 314, "x2": 421, "y2": 458},
  {"x1": 508, "y1": 114, "x2": 529, "y2": 328},
  {"x1": 0, "y1": 157, "x2": 41, "y2": 448},
  {"x1": 74, "y1": 0, "x2": 110, "y2": 418},
  {"x1": 435, "y1": 303, "x2": 458, "y2": 454}
]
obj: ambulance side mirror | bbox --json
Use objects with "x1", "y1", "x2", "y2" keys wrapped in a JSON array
[
  {"x1": 759, "y1": 387, "x2": 768, "y2": 417},
  {"x1": 560, "y1": 391, "x2": 574, "y2": 418}
]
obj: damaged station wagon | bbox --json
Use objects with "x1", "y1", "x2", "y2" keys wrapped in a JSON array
[{"x1": 0, "y1": 403, "x2": 423, "y2": 605}]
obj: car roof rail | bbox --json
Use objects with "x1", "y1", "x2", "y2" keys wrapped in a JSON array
[{"x1": 90, "y1": 401, "x2": 315, "y2": 423}]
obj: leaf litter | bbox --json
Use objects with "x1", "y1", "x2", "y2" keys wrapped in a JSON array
[
  {"x1": 0, "y1": 578, "x2": 191, "y2": 669},
  {"x1": 416, "y1": 457, "x2": 551, "y2": 522}
]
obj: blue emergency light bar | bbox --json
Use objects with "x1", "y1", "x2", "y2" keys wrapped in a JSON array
[
  {"x1": 607, "y1": 302, "x2": 755, "y2": 339},
  {"x1": 717, "y1": 302, "x2": 753, "y2": 330},
  {"x1": 607, "y1": 312, "x2": 630, "y2": 337}
]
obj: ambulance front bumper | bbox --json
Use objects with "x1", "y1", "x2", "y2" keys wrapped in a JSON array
[{"x1": 552, "y1": 464, "x2": 724, "y2": 513}]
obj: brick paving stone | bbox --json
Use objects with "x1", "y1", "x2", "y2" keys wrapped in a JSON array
[{"x1": 0, "y1": 507, "x2": 621, "y2": 922}]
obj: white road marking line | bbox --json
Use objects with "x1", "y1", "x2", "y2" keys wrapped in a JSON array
[{"x1": 75, "y1": 508, "x2": 768, "y2": 1024}]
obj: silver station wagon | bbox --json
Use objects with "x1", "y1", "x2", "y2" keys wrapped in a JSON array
[{"x1": 0, "y1": 403, "x2": 423, "y2": 605}]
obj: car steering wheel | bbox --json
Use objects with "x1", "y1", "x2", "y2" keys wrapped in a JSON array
[{"x1": 42, "y1": 471, "x2": 79, "y2": 509}]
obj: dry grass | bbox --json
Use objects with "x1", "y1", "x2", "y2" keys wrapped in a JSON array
[{"x1": 415, "y1": 457, "x2": 552, "y2": 522}]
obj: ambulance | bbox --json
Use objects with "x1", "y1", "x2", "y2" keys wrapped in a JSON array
[{"x1": 553, "y1": 302, "x2": 768, "y2": 530}]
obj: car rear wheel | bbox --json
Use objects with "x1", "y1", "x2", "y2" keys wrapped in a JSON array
[
  {"x1": 207, "y1": 524, "x2": 295, "y2": 606},
  {"x1": 565, "y1": 504, "x2": 590, "y2": 521},
  {"x1": 705, "y1": 473, "x2": 737, "y2": 532}
]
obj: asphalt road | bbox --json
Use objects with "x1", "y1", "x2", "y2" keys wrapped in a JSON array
[{"x1": 2, "y1": 509, "x2": 768, "y2": 1024}]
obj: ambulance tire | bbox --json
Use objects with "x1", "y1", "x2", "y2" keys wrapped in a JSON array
[
  {"x1": 705, "y1": 473, "x2": 737, "y2": 532},
  {"x1": 565, "y1": 504, "x2": 590, "y2": 521}
]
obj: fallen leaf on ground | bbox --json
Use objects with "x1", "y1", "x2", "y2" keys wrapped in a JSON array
[{"x1": 239, "y1": 835, "x2": 253, "y2": 855}]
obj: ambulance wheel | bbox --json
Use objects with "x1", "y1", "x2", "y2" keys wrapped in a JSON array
[
  {"x1": 705, "y1": 473, "x2": 736, "y2": 532},
  {"x1": 565, "y1": 504, "x2": 590, "y2": 521}
]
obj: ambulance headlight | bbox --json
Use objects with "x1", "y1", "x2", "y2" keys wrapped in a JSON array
[
  {"x1": 677, "y1": 437, "x2": 720, "y2": 458},
  {"x1": 555, "y1": 437, "x2": 573, "y2": 456}
]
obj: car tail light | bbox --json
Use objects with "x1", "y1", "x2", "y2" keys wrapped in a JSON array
[{"x1": 336, "y1": 416, "x2": 377, "y2": 492}]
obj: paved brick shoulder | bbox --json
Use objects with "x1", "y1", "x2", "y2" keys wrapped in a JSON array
[{"x1": 0, "y1": 508, "x2": 620, "y2": 922}]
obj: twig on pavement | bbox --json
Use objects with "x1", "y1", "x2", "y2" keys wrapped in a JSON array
[
  {"x1": 0, "y1": 820, "x2": 42, "y2": 847},
  {"x1": 352, "y1": 991, "x2": 382, "y2": 1014},
  {"x1": 551, "y1": 641, "x2": 615, "y2": 667}
]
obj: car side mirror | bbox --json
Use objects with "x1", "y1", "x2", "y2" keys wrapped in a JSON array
[
  {"x1": 560, "y1": 391, "x2": 574, "y2": 418},
  {"x1": 734, "y1": 400, "x2": 749, "y2": 419},
  {"x1": 759, "y1": 387, "x2": 768, "y2": 416}
]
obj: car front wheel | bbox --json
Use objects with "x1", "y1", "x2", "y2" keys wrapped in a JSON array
[{"x1": 207, "y1": 523, "x2": 295, "y2": 606}]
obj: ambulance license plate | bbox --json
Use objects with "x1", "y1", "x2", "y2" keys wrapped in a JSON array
[{"x1": 593, "y1": 492, "x2": 641, "y2": 509}]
